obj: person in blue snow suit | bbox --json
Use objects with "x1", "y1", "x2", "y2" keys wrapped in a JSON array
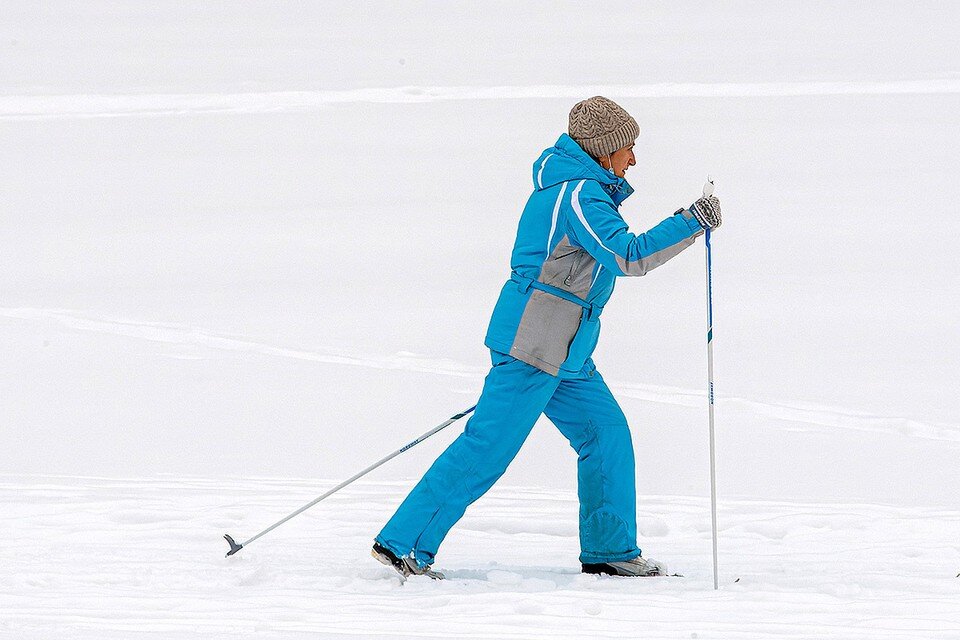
[{"x1": 372, "y1": 96, "x2": 722, "y2": 579}]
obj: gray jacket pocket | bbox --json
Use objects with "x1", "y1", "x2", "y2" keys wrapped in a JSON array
[{"x1": 508, "y1": 289, "x2": 583, "y2": 376}]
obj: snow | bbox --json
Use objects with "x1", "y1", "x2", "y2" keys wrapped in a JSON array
[
  {"x1": 2, "y1": 2, "x2": 960, "y2": 638},
  {"x1": 4, "y1": 476, "x2": 959, "y2": 639}
]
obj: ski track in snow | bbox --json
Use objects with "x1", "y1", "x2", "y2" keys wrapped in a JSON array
[
  {"x1": 1, "y1": 476, "x2": 958, "y2": 640},
  {"x1": 0, "y1": 307, "x2": 480, "y2": 378},
  {"x1": 3, "y1": 306, "x2": 959, "y2": 446},
  {"x1": 2, "y1": 79, "x2": 960, "y2": 120}
]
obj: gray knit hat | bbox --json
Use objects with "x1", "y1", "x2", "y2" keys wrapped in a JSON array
[{"x1": 568, "y1": 96, "x2": 640, "y2": 159}]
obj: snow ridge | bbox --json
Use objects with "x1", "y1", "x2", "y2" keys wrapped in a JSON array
[
  {"x1": 0, "y1": 307, "x2": 480, "y2": 378},
  {"x1": 3, "y1": 79, "x2": 960, "y2": 119},
  {"x1": 4, "y1": 307, "x2": 957, "y2": 444}
]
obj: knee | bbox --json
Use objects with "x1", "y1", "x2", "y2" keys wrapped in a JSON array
[
  {"x1": 590, "y1": 421, "x2": 634, "y2": 462},
  {"x1": 596, "y1": 419, "x2": 631, "y2": 443}
]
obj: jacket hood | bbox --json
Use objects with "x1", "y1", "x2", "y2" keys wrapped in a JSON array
[{"x1": 531, "y1": 133, "x2": 634, "y2": 205}]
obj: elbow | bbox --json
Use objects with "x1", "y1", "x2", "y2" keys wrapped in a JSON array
[
  {"x1": 619, "y1": 243, "x2": 689, "y2": 276},
  {"x1": 616, "y1": 256, "x2": 650, "y2": 277}
]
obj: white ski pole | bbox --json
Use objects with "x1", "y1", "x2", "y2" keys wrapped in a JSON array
[
  {"x1": 702, "y1": 175, "x2": 720, "y2": 589},
  {"x1": 223, "y1": 405, "x2": 476, "y2": 557}
]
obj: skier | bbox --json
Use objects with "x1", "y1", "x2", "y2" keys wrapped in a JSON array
[{"x1": 372, "y1": 96, "x2": 722, "y2": 579}]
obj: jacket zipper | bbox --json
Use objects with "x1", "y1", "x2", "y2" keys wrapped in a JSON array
[{"x1": 563, "y1": 250, "x2": 583, "y2": 287}]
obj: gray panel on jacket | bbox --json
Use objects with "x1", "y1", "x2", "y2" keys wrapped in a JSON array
[
  {"x1": 538, "y1": 234, "x2": 596, "y2": 299},
  {"x1": 617, "y1": 235, "x2": 697, "y2": 276},
  {"x1": 510, "y1": 289, "x2": 583, "y2": 376}
]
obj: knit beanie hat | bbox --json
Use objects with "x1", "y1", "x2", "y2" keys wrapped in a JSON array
[{"x1": 568, "y1": 96, "x2": 640, "y2": 159}]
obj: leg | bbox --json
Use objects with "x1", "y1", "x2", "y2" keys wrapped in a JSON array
[
  {"x1": 376, "y1": 353, "x2": 560, "y2": 567},
  {"x1": 544, "y1": 360, "x2": 640, "y2": 564}
]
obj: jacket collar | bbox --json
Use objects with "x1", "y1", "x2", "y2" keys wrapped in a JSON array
[{"x1": 553, "y1": 134, "x2": 634, "y2": 206}]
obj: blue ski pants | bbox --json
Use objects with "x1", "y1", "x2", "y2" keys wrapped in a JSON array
[{"x1": 376, "y1": 351, "x2": 640, "y2": 567}]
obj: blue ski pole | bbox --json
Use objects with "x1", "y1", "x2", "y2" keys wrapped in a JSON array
[{"x1": 703, "y1": 176, "x2": 719, "y2": 589}]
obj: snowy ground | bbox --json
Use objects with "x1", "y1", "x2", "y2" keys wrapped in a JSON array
[
  {"x1": 3, "y1": 476, "x2": 959, "y2": 640},
  {"x1": 3, "y1": 2, "x2": 960, "y2": 638}
]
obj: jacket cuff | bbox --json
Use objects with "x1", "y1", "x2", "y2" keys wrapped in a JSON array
[{"x1": 677, "y1": 207, "x2": 706, "y2": 236}]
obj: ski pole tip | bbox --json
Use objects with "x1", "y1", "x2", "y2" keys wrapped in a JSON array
[{"x1": 224, "y1": 533, "x2": 243, "y2": 557}]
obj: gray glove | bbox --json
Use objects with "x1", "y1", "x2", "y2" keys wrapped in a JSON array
[{"x1": 691, "y1": 195, "x2": 722, "y2": 230}]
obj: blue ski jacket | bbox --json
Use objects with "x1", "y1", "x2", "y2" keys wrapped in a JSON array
[{"x1": 484, "y1": 133, "x2": 704, "y2": 376}]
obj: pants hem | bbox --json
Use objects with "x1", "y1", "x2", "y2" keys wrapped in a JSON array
[{"x1": 579, "y1": 548, "x2": 642, "y2": 564}]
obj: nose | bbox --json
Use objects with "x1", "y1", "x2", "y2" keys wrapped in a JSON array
[{"x1": 629, "y1": 151, "x2": 636, "y2": 166}]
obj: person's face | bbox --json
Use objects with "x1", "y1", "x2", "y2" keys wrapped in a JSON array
[{"x1": 600, "y1": 143, "x2": 636, "y2": 178}]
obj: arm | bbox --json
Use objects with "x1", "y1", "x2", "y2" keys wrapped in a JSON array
[{"x1": 566, "y1": 179, "x2": 704, "y2": 277}]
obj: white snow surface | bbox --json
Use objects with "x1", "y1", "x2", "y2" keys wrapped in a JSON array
[
  {"x1": 4, "y1": 476, "x2": 960, "y2": 640},
  {"x1": 2, "y1": 2, "x2": 960, "y2": 638}
]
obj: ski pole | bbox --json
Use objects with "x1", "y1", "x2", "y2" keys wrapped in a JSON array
[
  {"x1": 703, "y1": 175, "x2": 720, "y2": 590},
  {"x1": 223, "y1": 404, "x2": 477, "y2": 557}
]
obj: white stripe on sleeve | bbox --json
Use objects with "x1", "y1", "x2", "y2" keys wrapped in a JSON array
[
  {"x1": 545, "y1": 181, "x2": 567, "y2": 256},
  {"x1": 570, "y1": 179, "x2": 618, "y2": 259}
]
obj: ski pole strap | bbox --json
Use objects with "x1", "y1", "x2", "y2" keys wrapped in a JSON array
[{"x1": 513, "y1": 274, "x2": 604, "y2": 320}]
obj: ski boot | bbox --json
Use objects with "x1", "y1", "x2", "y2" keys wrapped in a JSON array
[
  {"x1": 371, "y1": 541, "x2": 444, "y2": 580},
  {"x1": 582, "y1": 554, "x2": 667, "y2": 577}
]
